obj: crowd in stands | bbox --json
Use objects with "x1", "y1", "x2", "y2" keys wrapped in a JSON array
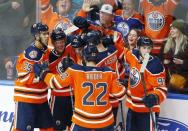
[
  {"x1": 0, "y1": 0, "x2": 36, "y2": 80},
  {"x1": 0, "y1": 1, "x2": 188, "y2": 91}
]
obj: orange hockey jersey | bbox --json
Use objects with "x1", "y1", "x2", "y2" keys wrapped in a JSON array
[
  {"x1": 140, "y1": 0, "x2": 177, "y2": 54},
  {"x1": 40, "y1": 0, "x2": 72, "y2": 32},
  {"x1": 140, "y1": 0, "x2": 177, "y2": 42},
  {"x1": 48, "y1": 43, "x2": 77, "y2": 96},
  {"x1": 14, "y1": 43, "x2": 50, "y2": 104},
  {"x1": 123, "y1": 48, "x2": 167, "y2": 112},
  {"x1": 96, "y1": 45, "x2": 121, "y2": 107},
  {"x1": 44, "y1": 65, "x2": 126, "y2": 128}
]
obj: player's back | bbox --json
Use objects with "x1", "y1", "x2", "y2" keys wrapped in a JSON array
[{"x1": 68, "y1": 64, "x2": 125, "y2": 128}]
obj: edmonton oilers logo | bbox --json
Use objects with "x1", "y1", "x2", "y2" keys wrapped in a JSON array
[
  {"x1": 117, "y1": 22, "x2": 130, "y2": 37},
  {"x1": 158, "y1": 117, "x2": 188, "y2": 131},
  {"x1": 57, "y1": 61, "x2": 64, "y2": 74},
  {"x1": 130, "y1": 67, "x2": 140, "y2": 88},
  {"x1": 147, "y1": 11, "x2": 165, "y2": 31}
]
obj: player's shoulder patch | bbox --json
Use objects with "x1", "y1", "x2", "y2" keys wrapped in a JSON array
[
  {"x1": 24, "y1": 45, "x2": 43, "y2": 61},
  {"x1": 146, "y1": 56, "x2": 164, "y2": 74}
]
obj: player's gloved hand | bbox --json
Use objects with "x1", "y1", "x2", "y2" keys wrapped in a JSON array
[
  {"x1": 33, "y1": 63, "x2": 49, "y2": 80},
  {"x1": 118, "y1": 78, "x2": 128, "y2": 87},
  {"x1": 73, "y1": 16, "x2": 90, "y2": 29},
  {"x1": 60, "y1": 55, "x2": 74, "y2": 72},
  {"x1": 143, "y1": 94, "x2": 159, "y2": 108},
  {"x1": 88, "y1": 5, "x2": 99, "y2": 21},
  {"x1": 102, "y1": 36, "x2": 114, "y2": 47}
]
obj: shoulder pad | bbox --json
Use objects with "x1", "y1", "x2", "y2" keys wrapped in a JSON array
[
  {"x1": 108, "y1": 45, "x2": 117, "y2": 52},
  {"x1": 69, "y1": 64, "x2": 81, "y2": 70},
  {"x1": 132, "y1": 49, "x2": 140, "y2": 59},
  {"x1": 102, "y1": 66, "x2": 115, "y2": 72},
  {"x1": 146, "y1": 56, "x2": 164, "y2": 74},
  {"x1": 48, "y1": 50, "x2": 60, "y2": 63},
  {"x1": 24, "y1": 45, "x2": 43, "y2": 61}
]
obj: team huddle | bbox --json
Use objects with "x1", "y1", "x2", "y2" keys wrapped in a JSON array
[{"x1": 12, "y1": 0, "x2": 171, "y2": 131}]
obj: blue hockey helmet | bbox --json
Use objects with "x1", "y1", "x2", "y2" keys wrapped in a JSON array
[
  {"x1": 31, "y1": 22, "x2": 48, "y2": 35},
  {"x1": 137, "y1": 36, "x2": 153, "y2": 47},
  {"x1": 83, "y1": 45, "x2": 99, "y2": 62},
  {"x1": 85, "y1": 30, "x2": 102, "y2": 45},
  {"x1": 71, "y1": 35, "x2": 86, "y2": 48},
  {"x1": 51, "y1": 28, "x2": 66, "y2": 42}
]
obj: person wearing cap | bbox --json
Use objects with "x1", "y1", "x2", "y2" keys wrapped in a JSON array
[
  {"x1": 13, "y1": 23, "x2": 55, "y2": 131},
  {"x1": 75, "y1": 2, "x2": 125, "y2": 62},
  {"x1": 163, "y1": 19, "x2": 188, "y2": 93}
]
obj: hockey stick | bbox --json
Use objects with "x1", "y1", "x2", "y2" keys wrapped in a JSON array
[
  {"x1": 9, "y1": 118, "x2": 14, "y2": 131},
  {"x1": 113, "y1": 60, "x2": 126, "y2": 131},
  {"x1": 69, "y1": 86, "x2": 75, "y2": 112},
  {"x1": 64, "y1": 25, "x2": 79, "y2": 35},
  {"x1": 140, "y1": 53, "x2": 157, "y2": 131}
]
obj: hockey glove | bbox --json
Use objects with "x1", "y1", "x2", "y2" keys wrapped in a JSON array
[
  {"x1": 118, "y1": 78, "x2": 128, "y2": 87},
  {"x1": 102, "y1": 36, "x2": 114, "y2": 47},
  {"x1": 88, "y1": 5, "x2": 99, "y2": 21},
  {"x1": 60, "y1": 55, "x2": 74, "y2": 72},
  {"x1": 143, "y1": 94, "x2": 159, "y2": 108},
  {"x1": 33, "y1": 63, "x2": 49, "y2": 80},
  {"x1": 73, "y1": 16, "x2": 90, "y2": 29}
]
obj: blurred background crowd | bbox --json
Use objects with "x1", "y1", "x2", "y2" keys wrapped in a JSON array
[{"x1": 0, "y1": 0, "x2": 188, "y2": 94}]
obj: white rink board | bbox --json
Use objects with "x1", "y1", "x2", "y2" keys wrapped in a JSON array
[{"x1": 1, "y1": 81, "x2": 188, "y2": 131}]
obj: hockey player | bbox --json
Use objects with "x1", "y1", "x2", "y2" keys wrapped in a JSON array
[
  {"x1": 33, "y1": 44, "x2": 126, "y2": 131},
  {"x1": 48, "y1": 28, "x2": 76, "y2": 131},
  {"x1": 84, "y1": 30, "x2": 122, "y2": 123},
  {"x1": 13, "y1": 23, "x2": 54, "y2": 131},
  {"x1": 70, "y1": 35, "x2": 86, "y2": 65},
  {"x1": 123, "y1": 36, "x2": 167, "y2": 131}
]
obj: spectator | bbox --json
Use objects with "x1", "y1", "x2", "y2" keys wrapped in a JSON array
[
  {"x1": 173, "y1": 0, "x2": 188, "y2": 21},
  {"x1": 51, "y1": 0, "x2": 83, "y2": 20},
  {"x1": 40, "y1": 0, "x2": 79, "y2": 48},
  {"x1": 126, "y1": 28, "x2": 141, "y2": 50},
  {"x1": 0, "y1": 0, "x2": 33, "y2": 80},
  {"x1": 114, "y1": 0, "x2": 144, "y2": 38},
  {"x1": 139, "y1": 0, "x2": 181, "y2": 56},
  {"x1": 163, "y1": 19, "x2": 188, "y2": 93}
]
